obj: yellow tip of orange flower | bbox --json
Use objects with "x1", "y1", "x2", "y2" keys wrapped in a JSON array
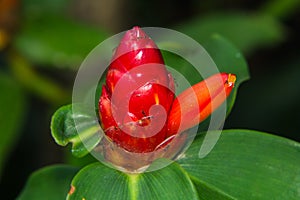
[{"x1": 226, "y1": 73, "x2": 236, "y2": 87}]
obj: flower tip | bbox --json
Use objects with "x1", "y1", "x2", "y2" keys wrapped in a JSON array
[
  {"x1": 226, "y1": 73, "x2": 237, "y2": 87},
  {"x1": 124, "y1": 26, "x2": 146, "y2": 40},
  {"x1": 131, "y1": 26, "x2": 143, "y2": 36},
  {"x1": 115, "y1": 26, "x2": 157, "y2": 57}
]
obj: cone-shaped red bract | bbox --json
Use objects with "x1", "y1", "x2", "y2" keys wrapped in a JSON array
[
  {"x1": 99, "y1": 26, "x2": 236, "y2": 153},
  {"x1": 99, "y1": 27, "x2": 175, "y2": 153}
]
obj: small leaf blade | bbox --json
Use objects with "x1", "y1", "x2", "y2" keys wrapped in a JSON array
[
  {"x1": 50, "y1": 104, "x2": 102, "y2": 157},
  {"x1": 17, "y1": 165, "x2": 79, "y2": 200}
]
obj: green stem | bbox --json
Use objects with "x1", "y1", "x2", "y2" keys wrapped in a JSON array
[{"x1": 127, "y1": 174, "x2": 140, "y2": 200}]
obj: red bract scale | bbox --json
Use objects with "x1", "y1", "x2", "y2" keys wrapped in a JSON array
[
  {"x1": 99, "y1": 26, "x2": 236, "y2": 153},
  {"x1": 99, "y1": 27, "x2": 175, "y2": 153}
]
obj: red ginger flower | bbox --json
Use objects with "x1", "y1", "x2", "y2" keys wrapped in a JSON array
[{"x1": 99, "y1": 26, "x2": 236, "y2": 153}]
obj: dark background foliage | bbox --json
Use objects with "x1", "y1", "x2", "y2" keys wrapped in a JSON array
[{"x1": 0, "y1": 0, "x2": 299, "y2": 199}]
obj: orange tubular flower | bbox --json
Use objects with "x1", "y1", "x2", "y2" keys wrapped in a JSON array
[
  {"x1": 167, "y1": 73, "x2": 236, "y2": 137},
  {"x1": 98, "y1": 26, "x2": 236, "y2": 153}
]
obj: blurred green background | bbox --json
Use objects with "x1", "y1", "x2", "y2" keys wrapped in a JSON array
[{"x1": 0, "y1": 0, "x2": 299, "y2": 199}]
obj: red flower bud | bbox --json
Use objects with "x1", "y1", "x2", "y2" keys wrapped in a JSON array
[
  {"x1": 99, "y1": 27, "x2": 236, "y2": 154},
  {"x1": 99, "y1": 27, "x2": 175, "y2": 153}
]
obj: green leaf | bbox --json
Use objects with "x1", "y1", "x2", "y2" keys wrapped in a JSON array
[
  {"x1": 14, "y1": 13, "x2": 108, "y2": 69},
  {"x1": 0, "y1": 72, "x2": 26, "y2": 176},
  {"x1": 68, "y1": 162, "x2": 199, "y2": 200},
  {"x1": 177, "y1": 12, "x2": 285, "y2": 54},
  {"x1": 202, "y1": 34, "x2": 250, "y2": 113},
  {"x1": 203, "y1": 35, "x2": 250, "y2": 85},
  {"x1": 178, "y1": 129, "x2": 300, "y2": 199},
  {"x1": 51, "y1": 104, "x2": 102, "y2": 157},
  {"x1": 162, "y1": 51, "x2": 201, "y2": 88},
  {"x1": 17, "y1": 165, "x2": 79, "y2": 200}
]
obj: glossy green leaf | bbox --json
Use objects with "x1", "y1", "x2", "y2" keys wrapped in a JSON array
[
  {"x1": 68, "y1": 162, "x2": 199, "y2": 200},
  {"x1": 178, "y1": 129, "x2": 300, "y2": 199},
  {"x1": 0, "y1": 72, "x2": 26, "y2": 176},
  {"x1": 15, "y1": 13, "x2": 108, "y2": 69},
  {"x1": 51, "y1": 104, "x2": 102, "y2": 157},
  {"x1": 161, "y1": 51, "x2": 201, "y2": 88},
  {"x1": 177, "y1": 13, "x2": 285, "y2": 54},
  {"x1": 202, "y1": 34, "x2": 249, "y2": 114},
  {"x1": 17, "y1": 165, "x2": 79, "y2": 200},
  {"x1": 202, "y1": 35, "x2": 250, "y2": 85}
]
